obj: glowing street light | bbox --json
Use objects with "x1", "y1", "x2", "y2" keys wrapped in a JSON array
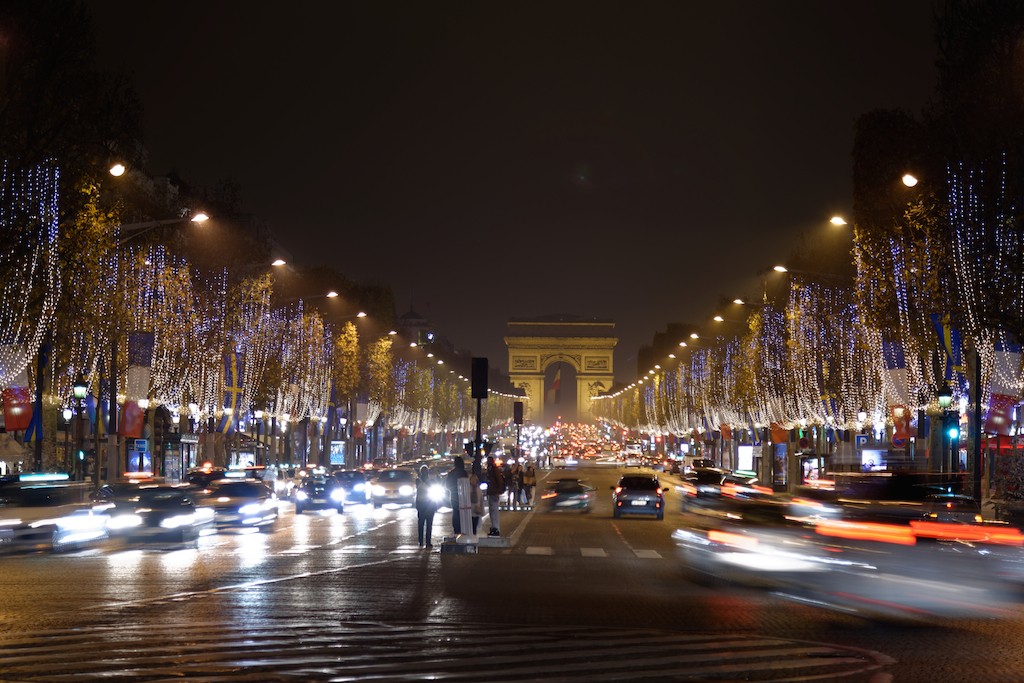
[
  {"x1": 830, "y1": 215, "x2": 847, "y2": 226},
  {"x1": 902, "y1": 173, "x2": 919, "y2": 187}
]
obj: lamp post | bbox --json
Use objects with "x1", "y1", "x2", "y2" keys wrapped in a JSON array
[
  {"x1": 61, "y1": 407, "x2": 73, "y2": 476},
  {"x1": 72, "y1": 373, "x2": 87, "y2": 481},
  {"x1": 937, "y1": 383, "x2": 955, "y2": 473},
  {"x1": 104, "y1": 211, "x2": 211, "y2": 484},
  {"x1": 254, "y1": 409, "x2": 264, "y2": 466}
]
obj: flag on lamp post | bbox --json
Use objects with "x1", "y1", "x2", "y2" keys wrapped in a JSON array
[
  {"x1": 986, "y1": 333, "x2": 1022, "y2": 436},
  {"x1": 2, "y1": 365, "x2": 32, "y2": 432},
  {"x1": 120, "y1": 331, "x2": 154, "y2": 438}
]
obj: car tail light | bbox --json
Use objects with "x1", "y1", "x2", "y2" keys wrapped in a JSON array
[{"x1": 614, "y1": 487, "x2": 622, "y2": 495}]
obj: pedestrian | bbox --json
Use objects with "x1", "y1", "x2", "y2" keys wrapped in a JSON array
[
  {"x1": 445, "y1": 456, "x2": 468, "y2": 535},
  {"x1": 486, "y1": 456, "x2": 505, "y2": 536},
  {"x1": 415, "y1": 465, "x2": 437, "y2": 548},
  {"x1": 521, "y1": 460, "x2": 537, "y2": 507},
  {"x1": 506, "y1": 459, "x2": 522, "y2": 509},
  {"x1": 469, "y1": 459, "x2": 484, "y2": 535}
]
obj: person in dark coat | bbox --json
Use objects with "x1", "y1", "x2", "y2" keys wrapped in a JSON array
[{"x1": 415, "y1": 465, "x2": 437, "y2": 548}]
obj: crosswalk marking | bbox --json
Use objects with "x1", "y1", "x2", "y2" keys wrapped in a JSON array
[
  {"x1": 633, "y1": 549, "x2": 662, "y2": 559},
  {"x1": 525, "y1": 546, "x2": 553, "y2": 555},
  {"x1": 280, "y1": 544, "x2": 320, "y2": 554},
  {"x1": 580, "y1": 547, "x2": 607, "y2": 557},
  {"x1": 391, "y1": 546, "x2": 422, "y2": 554},
  {"x1": 0, "y1": 620, "x2": 895, "y2": 681}
]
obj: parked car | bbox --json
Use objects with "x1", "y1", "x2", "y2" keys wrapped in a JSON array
[
  {"x1": 202, "y1": 479, "x2": 279, "y2": 531},
  {"x1": 540, "y1": 477, "x2": 594, "y2": 512},
  {"x1": 611, "y1": 474, "x2": 666, "y2": 520},
  {"x1": 369, "y1": 469, "x2": 416, "y2": 508},
  {"x1": 294, "y1": 476, "x2": 345, "y2": 514}
]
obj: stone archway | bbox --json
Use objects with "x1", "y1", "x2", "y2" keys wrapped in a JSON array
[{"x1": 505, "y1": 316, "x2": 616, "y2": 424}]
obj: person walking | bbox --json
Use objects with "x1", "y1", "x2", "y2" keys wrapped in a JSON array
[
  {"x1": 415, "y1": 465, "x2": 437, "y2": 548},
  {"x1": 521, "y1": 460, "x2": 537, "y2": 507},
  {"x1": 469, "y1": 459, "x2": 484, "y2": 535},
  {"x1": 486, "y1": 456, "x2": 505, "y2": 537},
  {"x1": 445, "y1": 456, "x2": 468, "y2": 535}
]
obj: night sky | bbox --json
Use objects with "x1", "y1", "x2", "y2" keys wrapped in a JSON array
[{"x1": 88, "y1": 1, "x2": 937, "y2": 382}]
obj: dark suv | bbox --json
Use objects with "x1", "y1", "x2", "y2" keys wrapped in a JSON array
[
  {"x1": 611, "y1": 474, "x2": 666, "y2": 520},
  {"x1": 331, "y1": 469, "x2": 371, "y2": 504},
  {"x1": 294, "y1": 477, "x2": 345, "y2": 514}
]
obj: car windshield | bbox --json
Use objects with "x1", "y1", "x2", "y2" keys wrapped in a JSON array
[
  {"x1": 618, "y1": 476, "x2": 659, "y2": 490},
  {"x1": 377, "y1": 470, "x2": 414, "y2": 482},
  {"x1": 552, "y1": 479, "x2": 585, "y2": 492},
  {"x1": 333, "y1": 472, "x2": 364, "y2": 484},
  {"x1": 0, "y1": 484, "x2": 88, "y2": 507},
  {"x1": 692, "y1": 471, "x2": 725, "y2": 485},
  {"x1": 133, "y1": 488, "x2": 190, "y2": 506},
  {"x1": 209, "y1": 481, "x2": 265, "y2": 497}
]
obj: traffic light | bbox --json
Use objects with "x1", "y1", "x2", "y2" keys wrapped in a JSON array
[{"x1": 945, "y1": 411, "x2": 960, "y2": 441}]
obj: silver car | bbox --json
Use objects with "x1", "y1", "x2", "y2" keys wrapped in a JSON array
[{"x1": 203, "y1": 479, "x2": 279, "y2": 531}]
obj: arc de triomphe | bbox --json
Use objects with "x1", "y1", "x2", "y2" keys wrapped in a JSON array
[{"x1": 504, "y1": 316, "x2": 616, "y2": 423}]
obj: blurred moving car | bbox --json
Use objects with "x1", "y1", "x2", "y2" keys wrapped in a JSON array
[
  {"x1": 923, "y1": 493, "x2": 983, "y2": 523},
  {"x1": 183, "y1": 466, "x2": 228, "y2": 492},
  {"x1": 540, "y1": 477, "x2": 594, "y2": 512},
  {"x1": 97, "y1": 484, "x2": 214, "y2": 542},
  {"x1": 294, "y1": 476, "x2": 345, "y2": 514},
  {"x1": 611, "y1": 474, "x2": 666, "y2": 520},
  {"x1": 370, "y1": 469, "x2": 416, "y2": 508},
  {"x1": 0, "y1": 473, "x2": 107, "y2": 552},
  {"x1": 203, "y1": 479, "x2": 279, "y2": 531},
  {"x1": 331, "y1": 469, "x2": 371, "y2": 504}
]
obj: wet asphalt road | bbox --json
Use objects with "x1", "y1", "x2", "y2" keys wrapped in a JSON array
[{"x1": 1, "y1": 465, "x2": 1023, "y2": 681}]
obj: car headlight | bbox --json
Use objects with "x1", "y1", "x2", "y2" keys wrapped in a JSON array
[
  {"x1": 373, "y1": 485, "x2": 386, "y2": 496},
  {"x1": 239, "y1": 503, "x2": 263, "y2": 516},
  {"x1": 353, "y1": 483, "x2": 365, "y2": 492},
  {"x1": 428, "y1": 484, "x2": 445, "y2": 503},
  {"x1": 108, "y1": 514, "x2": 143, "y2": 530},
  {"x1": 160, "y1": 514, "x2": 195, "y2": 529},
  {"x1": 330, "y1": 489, "x2": 345, "y2": 502},
  {"x1": 295, "y1": 491, "x2": 308, "y2": 501},
  {"x1": 398, "y1": 485, "x2": 414, "y2": 496}
]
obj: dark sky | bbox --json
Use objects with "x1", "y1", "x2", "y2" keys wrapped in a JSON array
[{"x1": 88, "y1": 1, "x2": 937, "y2": 382}]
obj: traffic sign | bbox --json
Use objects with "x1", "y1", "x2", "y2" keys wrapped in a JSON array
[
  {"x1": 133, "y1": 438, "x2": 148, "y2": 453},
  {"x1": 891, "y1": 434, "x2": 906, "y2": 448},
  {"x1": 854, "y1": 434, "x2": 868, "y2": 449}
]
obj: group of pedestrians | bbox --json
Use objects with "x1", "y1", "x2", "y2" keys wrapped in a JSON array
[
  {"x1": 414, "y1": 454, "x2": 539, "y2": 546},
  {"x1": 502, "y1": 459, "x2": 537, "y2": 509}
]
